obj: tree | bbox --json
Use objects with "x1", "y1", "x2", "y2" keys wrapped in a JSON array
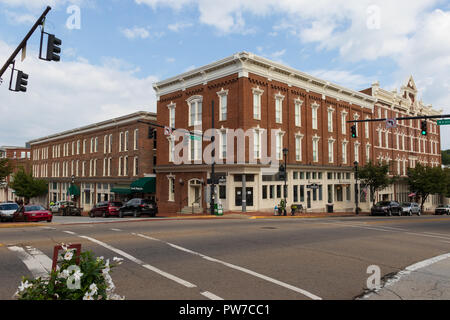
[
  {"x1": 407, "y1": 164, "x2": 447, "y2": 211},
  {"x1": 0, "y1": 158, "x2": 13, "y2": 185},
  {"x1": 8, "y1": 169, "x2": 48, "y2": 203},
  {"x1": 358, "y1": 161, "x2": 396, "y2": 205}
]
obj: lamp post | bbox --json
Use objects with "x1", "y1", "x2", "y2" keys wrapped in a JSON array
[
  {"x1": 354, "y1": 161, "x2": 359, "y2": 215},
  {"x1": 283, "y1": 148, "x2": 288, "y2": 216}
]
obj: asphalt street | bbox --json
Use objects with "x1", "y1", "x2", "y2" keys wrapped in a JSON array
[{"x1": 0, "y1": 215, "x2": 449, "y2": 300}]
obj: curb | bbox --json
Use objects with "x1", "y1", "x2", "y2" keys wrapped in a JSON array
[{"x1": 0, "y1": 223, "x2": 48, "y2": 229}]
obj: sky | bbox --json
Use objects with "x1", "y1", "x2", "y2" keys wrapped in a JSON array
[{"x1": 0, "y1": 0, "x2": 449, "y2": 148}]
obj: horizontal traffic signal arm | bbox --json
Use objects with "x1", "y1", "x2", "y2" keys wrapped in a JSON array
[
  {"x1": 0, "y1": 6, "x2": 51, "y2": 80},
  {"x1": 137, "y1": 120, "x2": 211, "y2": 139},
  {"x1": 347, "y1": 114, "x2": 450, "y2": 123}
]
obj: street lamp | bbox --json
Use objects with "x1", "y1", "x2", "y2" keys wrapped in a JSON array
[
  {"x1": 283, "y1": 148, "x2": 289, "y2": 216},
  {"x1": 354, "y1": 161, "x2": 359, "y2": 215}
]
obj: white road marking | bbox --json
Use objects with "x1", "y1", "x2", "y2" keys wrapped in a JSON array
[
  {"x1": 111, "y1": 228, "x2": 122, "y2": 232},
  {"x1": 8, "y1": 246, "x2": 52, "y2": 279},
  {"x1": 63, "y1": 231, "x2": 199, "y2": 290},
  {"x1": 133, "y1": 233, "x2": 322, "y2": 300},
  {"x1": 64, "y1": 231, "x2": 76, "y2": 235},
  {"x1": 360, "y1": 252, "x2": 450, "y2": 299},
  {"x1": 201, "y1": 291, "x2": 224, "y2": 300}
]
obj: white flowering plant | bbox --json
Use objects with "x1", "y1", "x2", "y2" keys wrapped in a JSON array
[{"x1": 15, "y1": 244, "x2": 124, "y2": 300}]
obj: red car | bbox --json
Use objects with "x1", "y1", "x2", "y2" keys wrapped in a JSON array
[
  {"x1": 89, "y1": 201, "x2": 123, "y2": 218},
  {"x1": 14, "y1": 205, "x2": 53, "y2": 223}
]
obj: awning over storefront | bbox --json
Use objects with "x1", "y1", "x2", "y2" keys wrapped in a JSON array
[
  {"x1": 67, "y1": 184, "x2": 80, "y2": 196},
  {"x1": 111, "y1": 187, "x2": 132, "y2": 195},
  {"x1": 130, "y1": 177, "x2": 156, "y2": 193}
]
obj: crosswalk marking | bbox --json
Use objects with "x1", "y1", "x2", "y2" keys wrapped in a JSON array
[{"x1": 8, "y1": 246, "x2": 52, "y2": 279}]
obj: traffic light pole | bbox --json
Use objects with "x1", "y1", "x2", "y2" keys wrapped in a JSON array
[
  {"x1": 347, "y1": 114, "x2": 450, "y2": 124},
  {"x1": 0, "y1": 6, "x2": 51, "y2": 81},
  {"x1": 210, "y1": 100, "x2": 216, "y2": 216}
]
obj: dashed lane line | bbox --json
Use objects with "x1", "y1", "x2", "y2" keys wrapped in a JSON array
[
  {"x1": 132, "y1": 233, "x2": 322, "y2": 300},
  {"x1": 62, "y1": 230, "x2": 223, "y2": 300}
]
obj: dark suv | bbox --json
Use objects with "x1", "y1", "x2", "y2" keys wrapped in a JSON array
[
  {"x1": 371, "y1": 201, "x2": 402, "y2": 216},
  {"x1": 89, "y1": 201, "x2": 123, "y2": 218},
  {"x1": 119, "y1": 198, "x2": 158, "y2": 218}
]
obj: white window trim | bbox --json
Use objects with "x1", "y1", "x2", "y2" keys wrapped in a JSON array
[
  {"x1": 327, "y1": 106, "x2": 335, "y2": 133},
  {"x1": 294, "y1": 98, "x2": 303, "y2": 127},
  {"x1": 328, "y1": 137, "x2": 336, "y2": 163},
  {"x1": 311, "y1": 102, "x2": 320, "y2": 130},
  {"x1": 187, "y1": 95, "x2": 203, "y2": 127},
  {"x1": 252, "y1": 87, "x2": 264, "y2": 120},
  {"x1": 217, "y1": 88, "x2": 229, "y2": 122},
  {"x1": 295, "y1": 133, "x2": 304, "y2": 162},
  {"x1": 275, "y1": 92, "x2": 285, "y2": 124},
  {"x1": 168, "y1": 102, "x2": 176, "y2": 128}
]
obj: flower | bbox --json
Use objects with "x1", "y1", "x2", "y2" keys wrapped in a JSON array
[
  {"x1": 96, "y1": 256, "x2": 104, "y2": 262},
  {"x1": 89, "y1": 283, "x2": 98, "y2": 295},
  {"x1": 18, "y1": 280, "x2": 32, "y2": 292},
  {"x1": 107, "y1": 293, "x2": 125, "y2": 300},
  {"x1": 83, "y1": 292, "x2": 94, "y2": 300},
  {"x1": 113, "y1": 257, "x2": 124, "y2": 265},
  {"x1": 64, "y1": 251, "x2": 74, "y2": 261},
  {"x1": 58, "y1": 269, "x2": 70, "y2": 279},
  {"x1": 72, "y1": 269, "x2": 83, "y2": 282},
  {"x1": 61, "y1": 243, "x2": 68, "y2": 251}
]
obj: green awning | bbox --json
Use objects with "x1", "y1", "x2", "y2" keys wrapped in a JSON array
[
  {"x1": 130, "y1": 177, "x2": 156, "y2": 193},
  {"x1": 111, "y1": 187, "x2": 132, "y2": 195},
  {"x1": 67, "y1": 184, "x2": 80, "y2": 196}
]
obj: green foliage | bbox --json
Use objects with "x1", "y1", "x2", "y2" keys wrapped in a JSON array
[
  {"x1": 0, "y1": 158, "x2": 13, "y2": 184},
  {"x1": 8, "y1": 169, "x2": 48, "y2": 201},
  {"x1": 15, "y1": 245, "x2": 124, "y2": 300},
  {"x1": 358, "y1": 161, "x2": 395, "y2": 204},
  {"x1": 407, "y1": 164, "x2": 448, "y2": 210},
  {"x1": 442, "y1": 149, "x2": 450, "y2": 166}
]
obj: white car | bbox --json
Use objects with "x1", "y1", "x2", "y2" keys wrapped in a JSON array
[
  {"x1": 49, "y1": 201, "x2": 75, "y2": 214},
  {"x1": 0, "y1": 202, "x2": 20, "y2": 222}
]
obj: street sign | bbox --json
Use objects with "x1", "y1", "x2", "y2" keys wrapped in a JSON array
[
  {"x1": 190, "y1": 135, "x2": 202, "y2": 141},
  {"x1": 386, "y1": 118, "x2": 397, "y2": 128},
  {"x1": 164, "y1": 126, "x2": 172, "y2": 136},
  {"x1": 307, "y1": 184, "x2": 320, "y2": 190},
  {"x1": 437, "y1": 119, "x2": 450, "y2": 125}
]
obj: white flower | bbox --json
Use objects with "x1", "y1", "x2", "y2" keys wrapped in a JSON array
[
  {"x1": 107, "y1": 293, "x2": 125, "y2": 300},
  {"x1": 61, "y1": 243, "x2": 68, "y2": 251},
  {"x1": 102, "y1": 266, "x2": 110, "y2": 275},
  {"x1": 63, "y1": 251, "x2": 74, "y2": 261},
  {"x1": 83, "y1": 292, "x2": 94, "y2": 300},
  {"x1": 113, "y1": 257, "x2": 124, "y2": 265},
  {"x1": 96, "y1": 256, "x2": 104, "y2": 262},
  {"x1": 18, "y1": 280, "x2": 32, "y2": 292},
  {"x1": 89, "y1": 283, "x2": 98, "y2": 295},
  {"x1": 58, "y1": 269, "x2": 70, "y2": 279},
  {"x1": 72, "y1": 269, "x2": 83, "y2": 282}
]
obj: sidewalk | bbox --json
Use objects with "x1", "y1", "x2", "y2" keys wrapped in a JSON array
[{"x1": 361, "y1": 254, "x2": 450, "y2": 300}]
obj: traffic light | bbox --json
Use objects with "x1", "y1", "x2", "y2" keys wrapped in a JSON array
[
  {"x1": 46, "y1": 34, "x2": 62, "y2": 62},
  {"x1": 421, "y1": 121, "x2": 427, "y2": 136},
  {"x1": 148, "y1": 127, "x2": 156, "y2": 139},
  {"x1": 351, "y1": 125, "x2": 357, "y2": 138},
  {"x1": 14, "y1": 71, "x2": 29, "y2": 92},
  {"x1": 278, "y1": 164, "x2": 286, "y2": 180}
]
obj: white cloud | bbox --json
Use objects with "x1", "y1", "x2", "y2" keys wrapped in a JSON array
[
  {"x1": 307, "y1": 69, "x2": 373, "y2": 91},
  {"x1": 120, "y1": 26, "x2": 151, "y2": 39},
  {"x1": 0, "y1": 40, "x2": 157, "y2": 146},
  {"x1": 4, "y1": 10, "x2": 37, "y2": 24},
  {"x1": 168, "y1": 22, "x2": 193, "y2": 32}
]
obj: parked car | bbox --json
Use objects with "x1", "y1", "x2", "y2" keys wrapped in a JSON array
[
  {"x1": 435, "y1": 204, "x2": 450, "y2": 215},
  {"x1": 370, "y1": 201, "x2": 402, "y2": 216},
  {"x1": 400, "y1": 202, "x2": 421, "y2": 216},
  {"x1": 0, "y1": 202, "x2": 19, "y2": 222},
  {"x1": 89, "y1": 201, "x2": 123, "y2": 218},
  {"x1": 13, "y1": 205, "x2": 52, "y2": 223},
  {"x1": 119, "y1": 198, "x2": 158, "y2": 218},
  {"x1": 50, "y1": 201, "x2": 75, "y2": 214}
]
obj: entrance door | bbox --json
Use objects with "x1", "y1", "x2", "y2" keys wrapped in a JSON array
[
  {"x1": 307, "y1": 191, "x2": 311, "y2": 209},
  {"x1": 235, "y1": 188, "x2": 242, "y2": 206},
  {"x1": 193, "y1": 186, "x2": 201, "y2": 207},
  {"x1": 246, "y1": 187, "x2": 254, "y2": 207}
]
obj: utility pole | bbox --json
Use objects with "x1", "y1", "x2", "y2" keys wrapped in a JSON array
[
  {"x1": 283, "y1": 148, "x2": 288, "y2": 216},
  {"x1": 0, "y1": 6, "x2": 52, "y2": 80},
  {"x1": 354, "y1": 161, "x2": 359, "y2": 215},
  {"x1": 210, "y1": 100, "x2": 216, "y2": 216}
]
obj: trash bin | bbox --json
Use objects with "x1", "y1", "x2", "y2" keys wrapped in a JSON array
[{"x1": 326, "y1": 204, "x2": 334, "y2": 213}]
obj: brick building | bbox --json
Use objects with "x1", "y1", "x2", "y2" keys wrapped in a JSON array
[
  {"x1": 0, "y1": 146, "x2": 31, "y2": 203},
  {"x1": 153, "y1": 52, "x2": 442, "y2": 214},
  {"x1": 28, "y1": 111, "x2": 157, "y2": 211}
]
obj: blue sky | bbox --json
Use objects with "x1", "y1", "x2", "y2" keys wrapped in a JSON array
[{"x1": 0, "y1": 0, "x2": 449, "y2": 148}]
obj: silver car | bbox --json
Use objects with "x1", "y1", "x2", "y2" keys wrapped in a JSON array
[
  {"x1": 400, "y1": 202, "x2": 421, "y2": 216},
  {"x1": 0, "y1": 203, "x2": 20, "y2": 222}
]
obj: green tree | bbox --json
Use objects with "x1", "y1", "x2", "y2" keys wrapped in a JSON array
[
  {"x1": 441, "y1": 150, "x2": 450, "y2": 166},
  {"x1": 0, "y1": 158, "x2": 13, "y2": 184},
  {"x1": 358, "y1": 161, "x2": 396, "y2": 205},
  {"x1": 9, "y1": 169, "x2": 48, "y2": 203},
  {"x1": 407, "y1": 164, "x2": 447, "y2": 211}
]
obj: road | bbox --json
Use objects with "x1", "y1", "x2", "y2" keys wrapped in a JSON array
[{"x1": 1, "y1": 215, "x2": 449, "y2": 300}]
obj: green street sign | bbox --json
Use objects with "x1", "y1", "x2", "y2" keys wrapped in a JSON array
[
  {"x1": 437, "y1": 119, "x2": 450, "y2": 125},
  {"x1": 190, "y1": 135, "x2": 202, "y2": 141}
]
